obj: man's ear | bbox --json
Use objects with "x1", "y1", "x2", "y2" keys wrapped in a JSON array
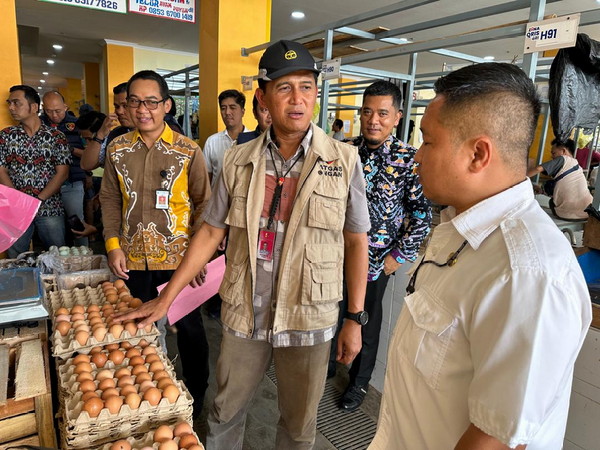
[
  {"x1": 394, "y1": 110, "x2": 402, "y2": 127},
  {"x1": 255, "y1": 88, "x2": 267, "y2": 110},
  {"x1": 164, "y1": 97, "x2": 173, "y2": 114},
  {"x1": 469, "y1": 136, "x2": 494, "y2": 173}
]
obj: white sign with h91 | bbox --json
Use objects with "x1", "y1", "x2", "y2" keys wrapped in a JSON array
[{"x1": 524, "y1": 13, "x2": 580, "y2": 54}]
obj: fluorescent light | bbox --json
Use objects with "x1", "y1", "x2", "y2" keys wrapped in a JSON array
[
  {"x1": 291, "y1": 11, "x2": 305, "y2": 19},
  {"x1": 52, "y1": 44, "x2": 63, "y2": 51},
  {"x1": 46, "y1": 59, "x2": 55, "y2": 65},
  {"x1": 40, "y1": 79, "x2": 46, "y2": 83},
  {"x1": 37, "y1": 87, "x2": 42, "y2": 90},
  {"x1": 483, "y1": 56, "x2": 495, "y2": 61},
  {"x1": 42, "y1": 72, "x2": 49, "y2": 76}
]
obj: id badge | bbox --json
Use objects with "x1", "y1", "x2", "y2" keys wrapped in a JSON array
[
  {"x1": 155, "y1": 190, "x2": 169, "y2": 210},
  {"x1": 257, "y1": 229, "x2": 276, "y2": 261}
]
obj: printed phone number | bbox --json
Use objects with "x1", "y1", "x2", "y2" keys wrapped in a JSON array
[{"x1": 60, "y1": 0, "x2": 120, "y2": 10}]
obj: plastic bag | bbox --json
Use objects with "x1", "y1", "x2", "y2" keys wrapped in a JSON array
[
  {"x1": 0, "y1": 184, "x2": 40, "y2": 253},
  {"x1": 549, "y1": 33, "x2": 600, "y2": 142}
]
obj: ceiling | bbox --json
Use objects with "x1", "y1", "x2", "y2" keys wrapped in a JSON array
[{"x1": 15, "y1": 0, "x2": 600, "y2": 93}]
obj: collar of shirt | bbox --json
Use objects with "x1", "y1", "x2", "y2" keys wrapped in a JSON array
[
  {"x1": 443, "y1": 178, "x2": 534, "y2": 250},
  {"x1": 264, "y1": 125, "x2": 313, "y2": 159},
  {"x1": 356, "y1": 134, "x2": 398, "y2": 156},
  {"x1": 131, "y1": 122, "x2": 174, "y2": 146},
  {"x1": 16, "y1": 121, "x2": 51, "y2": 136},
  {"x1": 223, "y1": 127, "x2": 250, "y2": 142}
]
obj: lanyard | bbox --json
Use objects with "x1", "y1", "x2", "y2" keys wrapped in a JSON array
[
  {"x1": 406, "y1": 239, "x2": 468, "y2": 294},
  {"x1": 267, "y1": 145, "x2": 303, "y2": 230}
]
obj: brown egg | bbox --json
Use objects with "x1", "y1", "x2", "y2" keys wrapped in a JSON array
[
  {"x1": 79, "y1": 380, "x2": 97, "y2": 393},
  {"x1": 138, "y1": 339, "x2": 149, "y2": 348},
  {"x1": 71, "y1": 312, "x2": 85, "y2": 321},
  {"x1": 101, "y1": 388, "x2": 120, "y2": 400},
  {"x1": 106, "y1": 293, "x2": 118, "y2": 304},
  {"x1": 102, "y1": 281, "x2": 113, "y2": 289},
  {"x1": 81, "y1": 390, "x2": 99, "y2": 402},
  {"x1": 73, "y1": 320, "x2": 89, "y2": 330},
  {"x1": 101, "y1": 303, "x2": 114, "y2": 312},
  {"x1": 109, "y1": 324, "x2": 124, "y2": 339},
  {"x1": 135, "y1": 372, "x2": 152, "y2": 384},
  {"x1": 93, "y1": 326, "x2": 107, "y2": 342},
  {"x1": 70, "y1": 305, "x2": 85, "y2": 314},
  {"x1": 143, "y1": 324, "x2": 153, "y2": 333},
  {"x1": 131, "y1": 364, "x2": 148, "y2": 376},
  {"x1": 89, "y1": 346, "x2": 102, "y2": 354},
  {"x1": 162, "y1": 384, "x2": 179, "y2": 403},
  {"x1": 117, "y1": 375, "x2": 134, "y2": 387},
  {"x1": 124, "y1": 392, "x2": 142, "y2": 410},
  {"x1": 173, "y1": 422, "x2": 193, "y2": 437},
  {"x1": 74, "y1": 362, "x2": 93, "y2": 374},
  {"x1": 75, "y1": 330, "x2": 89, "y2": 346},
  {"x1": 141, "y1": 345, "x2": 157, "y2": 356},
  {"x1": 143, "y1": 387, "x2": 161, "y2": 406},
  {"x1": 124, "y1": 322, "x2": 138, "y2": 337},
  {"x1": 96, "y1": 369, "x2": 114, "y2": 381},
  {"x1": 88, "y1": 310, "x2": 102, "y2": 319},
  {"x1": 117, "y1": 286, "x2": 129, "y2": 295},
  {"x1": 56, "y1": 321, "x2": 71, "y2": 336},
  {"x1": 153, "y1": 424, "x2": 174, "y2": 443},
  {"x1": 156, "y1": 377, "x2": 174, "y2": 390},
  {"x1": 128, "y1": 297, "x2": 143, "y2": 308},
  {"x1": 82, "y1": 397, "x2": 104, "y2": 418},
  {"x1": 105, "y1": 395, "x2": 123, "y2": 414},
  {"x1": 76, "y1": 372, "x2": 94, "y2": 383},
  {"x1": 108, "y1": 350, "x2": 125, "y2": 364},
  {"x1": 73, "y1": 354, "x2": 90, "y2": 364},
  {"x1": 125, "y1": 348, "x2": 141, "y2": 359},
  {"x1": 98, "y1": 378, "x2": 116, "y2": 391},
  {"x1": 121, "y1": 341, "x2": 133, "y2": 350},
  {"x1": 103, "y1": 287, "x2": 117, "y2": 296},
  {"x1": 119, "y1": 291, "x2": 132, "y2": 300},
  {"x1": 90, "y1": 352, "x2": 107, "y2": 369},
  {"x1": 87, "y1": 304, "x2": 100, "y2": 313},
  {"x1": 115, "y1": 367, "x2": 132, "y2": 379},
  {"x1": 105, "y1": 343, "x2": 120, "y2": 351},
  {"x1": 178, "y1": 434, "x2": 199, "y2": 449},
  {"x1": 120, "y1": 384, "x2": 138, "y2": 396},
  {"x1": 89, "y1": 316, "x2": 103, "y2": 327},
  {"x1": 113, "y1": 279, "x2": 126, "y2": 289},
  {"x1": 55, "y1": 307, "x2": 69, "y2": 316},
  {"x1": 128, "y1": 355, "x2": 144, "y2": 366},
  {"x1": 187, "y1": 446, "x2": 203, "y2": 450},
  {"x1": 110, "y1": 440, "x2": 131, "y2": 450},
  {"x1": 55, "y1": 314, "x2": 71, "y2": 322},
  {"x1": 144, "y1": 353, "x2": 160, "y2": 364},
  {"x1": 152, "y1": 370, "x2": 170, "y2": 381},
  {"x1": 139, "y1": 380, "x2": 156, "y2": 393},
  {"x1": 157, "y1": 440, "x2": 178, "y2": 450}
]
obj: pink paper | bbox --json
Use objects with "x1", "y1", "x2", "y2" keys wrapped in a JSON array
[
  {"x1": 160, "y1": 255, "x2": 226, "y2": 325},
  {"x1": 0, "y1": 185, "x2": 41, "y2": 253}
]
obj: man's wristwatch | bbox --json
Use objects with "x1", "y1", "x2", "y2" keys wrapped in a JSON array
[{"x1": 345, "y1": 311, "x2": 369, "y2": 326}]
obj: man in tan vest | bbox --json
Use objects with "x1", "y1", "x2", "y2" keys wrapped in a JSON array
[{"x1": 115, "y1": 40, "x2": 370, "y2": 449}]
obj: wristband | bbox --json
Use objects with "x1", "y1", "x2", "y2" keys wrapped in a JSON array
[
  {"x1": 105, "y1": 237, "x2": 121, "y2": 253},
  {"x1": 92, "y1": 137, "x2": 104, "y2": 144}
]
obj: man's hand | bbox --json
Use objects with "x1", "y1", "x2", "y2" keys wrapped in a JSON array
[
  {"x1": 107, "y1": 248, "x2": 129, "y2": 279},
  {"x1": 97, "y1": 116, "x2": 114, "y2": 140},
  {"x1": 112, "y1": 296, "x2": 169, "y2": 329},
  {"x1": 383, "y1": 254, "x2": 402, "y2": 276},
  {"x1": 189, "y1": 266, "x2": 207, "y2": 288},
  {"x1": 72, "y1": 222, "x2": 97, "y2": 238},
  {"x1": 336, "y1": 320, "x2": 362, "y2": 365}
]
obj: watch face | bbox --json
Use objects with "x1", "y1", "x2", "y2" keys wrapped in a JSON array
[{"x1": 358, "y1": 311, "x2": 369, "y2": 325}]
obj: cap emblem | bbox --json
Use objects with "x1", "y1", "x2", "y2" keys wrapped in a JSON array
[{"x1": 284, "y1": 50, "x2": 297, "y2": 60}]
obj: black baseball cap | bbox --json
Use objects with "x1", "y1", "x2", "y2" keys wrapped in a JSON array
[{"x1": 258, "y1": 40, "x2": 320, "y2": 81}]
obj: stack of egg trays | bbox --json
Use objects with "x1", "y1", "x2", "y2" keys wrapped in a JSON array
[
  {"x1": 48, "y1": 286, "x2": 160, "y2": 359},
  {"x1": 97, "y1": 422, "x2": 203, "y2": 450},
  {"x1": 57, "y1": 344, "x2": 193, "y2": 449}
]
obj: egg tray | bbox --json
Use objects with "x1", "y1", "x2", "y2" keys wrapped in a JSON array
[
  {"x1": 58, "y1": 413, "x2": 195, "y2": 450},
  {"x1": 57, "y1": 350, "x2": 194, "y2": 444},
  {"x1": 48, "y1": 286, "x2": 159, "y2": 359},
  {"x1": 97, "y1": 423, "x2": 204, "y2": 450}
]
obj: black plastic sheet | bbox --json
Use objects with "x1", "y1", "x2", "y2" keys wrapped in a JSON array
[{"x1": 549, "y1": 33, "x2": 600, "y2": 142}]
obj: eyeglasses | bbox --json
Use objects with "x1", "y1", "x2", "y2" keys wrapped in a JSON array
[
  {"x1": 406, "y1": 239, "x2": 468, "y2": 294},
  {"x1": 126, "y1": 97, "x2": 166, "y2": 110}
]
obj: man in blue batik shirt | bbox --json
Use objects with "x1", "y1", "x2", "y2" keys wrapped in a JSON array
[{"x1": 329, "y1": 80, "x2": 431, "y2": 412}]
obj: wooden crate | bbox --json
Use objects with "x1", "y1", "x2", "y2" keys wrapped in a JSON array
[{"x1": 0, "y1": 321, "x2": 56, "y2": 448}]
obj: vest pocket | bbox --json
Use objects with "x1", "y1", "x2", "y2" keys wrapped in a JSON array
[
  {"x1": 302, "y1": 244, "x2": 343, "y2": 304},
  {"x1": 308, "y1": 193, "x2": 344, "y2": 230},
  {"x1": 399, "y1": 289, "x2": 456, "y2": 389},
  {"x1": 218, "y1": 259, "x2": 247, "y2": 307},
  {"x1": 225, "y1": 195, "x2": 247, "y2": 228}
]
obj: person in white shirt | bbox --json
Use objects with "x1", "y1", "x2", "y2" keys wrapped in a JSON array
[
  {"x1": 369, "y1": 63, "x2": 592, "y2": 449},
  {"x1": 332, "y1": 118, "x2": 345, "y2": 141},
  {"x1": 203, "y1": 89, "x2": 249, "y2": 187}
]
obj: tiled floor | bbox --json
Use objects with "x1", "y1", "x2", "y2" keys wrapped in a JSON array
[{"x1": 166, "y1": 310, "x2": 382, "y2": 449}]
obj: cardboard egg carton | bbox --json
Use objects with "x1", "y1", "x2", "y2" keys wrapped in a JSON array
[
  {"x1": 57, "y1": 345, "x2": 193, "y2": 447},
  {"x1": 98, "y1": 422, "x2": 204, "y2": 450},
  {"x1": 48, "y1": 287, "x2": 159, "y2": 359}
]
